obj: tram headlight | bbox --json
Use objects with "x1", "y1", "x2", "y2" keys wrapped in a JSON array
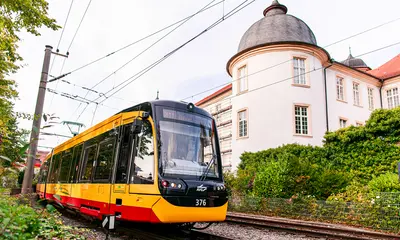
[
  {"x1": 171, "y1": 182, "x2": 176, "y2": 188},
  {"x1": 177, "y1": 184, "x2": 182, "y2": 189}
]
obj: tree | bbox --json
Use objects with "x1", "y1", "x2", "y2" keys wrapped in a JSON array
[
  {"x1": 0, "y1": 0, "x2": 60, "y2": 79},
  {"x1": 0, "y1": 0, "x2": 59, "y2": 180}
]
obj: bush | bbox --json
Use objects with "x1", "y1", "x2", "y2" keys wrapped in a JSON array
[
  {"x1": 0, "y1": 192, "x2": 87, "y2": 239},
  {"x1": 368, "y1": 172, "x2": 400, "y2": 192},
  {"x1": 229, "y1": 107, "x2": 400, "y2": 200}
]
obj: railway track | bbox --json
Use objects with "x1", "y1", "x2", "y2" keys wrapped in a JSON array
[
  {"x1": 59, "y1": 206, "x2": 232, "y2": 240},
  {"x1": 113, "y1": 223, "x2": 233, "y2": 240},
  {"x1": 225, "y1": 212, "x2": 400, "y2": 240}
]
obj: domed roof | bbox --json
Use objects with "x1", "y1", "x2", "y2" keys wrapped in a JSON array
[
  {"x1": 341, "y1": 54, "x2": 369, "y2": 69},
  {"x1": 238, "y1": 0, "x2": 317, "y2": 53}
]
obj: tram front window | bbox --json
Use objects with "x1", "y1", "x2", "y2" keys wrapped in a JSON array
[{"x1": 158, "y1": 108, "x2": 219, "y2": 180}]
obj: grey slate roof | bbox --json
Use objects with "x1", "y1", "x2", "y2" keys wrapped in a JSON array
[
  {"x1": 341, "y1": 54, "x2": 369, "y2": 68},
  {"x1": 238, "y1": 0, "x2": 317, "y2": 52}
]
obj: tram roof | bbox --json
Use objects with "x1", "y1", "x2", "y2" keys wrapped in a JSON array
[{"x1": 115, "y1": 100, "x2": 212, "y2": 118}]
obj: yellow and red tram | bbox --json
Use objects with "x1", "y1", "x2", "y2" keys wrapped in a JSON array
[{"x1": 36, "y1": 100, "x2": 228, "y2": 224}]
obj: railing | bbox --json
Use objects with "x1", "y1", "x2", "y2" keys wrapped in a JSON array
[{"x1": 228, "y1": 193, "x2": 400, "y2": 233}]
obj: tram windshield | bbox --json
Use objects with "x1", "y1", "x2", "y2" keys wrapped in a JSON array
[{"x1": 157, "y1": 107, "x2": 220, "y2": 180}]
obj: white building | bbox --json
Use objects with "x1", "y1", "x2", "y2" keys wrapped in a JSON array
[{"x1": 196, "y1": 0, "x2": 400, "y2": 171}]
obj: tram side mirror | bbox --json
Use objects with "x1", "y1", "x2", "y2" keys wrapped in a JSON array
[{"x1": 132, "y1": 118, "x2": 143, "y2": 134}]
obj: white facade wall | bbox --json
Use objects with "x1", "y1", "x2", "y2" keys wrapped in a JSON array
[
  {"x1": 201, "y1": 97, "x2": 233, "y2": 169},
  {"x1": 230, "y1": 50, "x2": 326, "y2": 170},
  {"x1": 199, "y1": 48, "x2": 400, "y2": 172},
  {"x1": 325, "y1": 69, "x2": 381, "y2": 129},
  {"x1": 382, "y1": 77, "x2": 400, "y2": 109}
]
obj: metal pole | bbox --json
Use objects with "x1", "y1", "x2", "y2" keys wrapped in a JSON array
[{"x1": 21, "y1": 45, "x2": 53, "y2": 194}]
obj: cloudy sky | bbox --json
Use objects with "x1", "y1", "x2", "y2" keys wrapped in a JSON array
[{"x1": 10, "y1": 0, "x2": 400, "y2": 150}]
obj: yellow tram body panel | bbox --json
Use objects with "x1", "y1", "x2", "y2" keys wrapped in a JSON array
[
  {"x1": 37, "y1": 101, "x2": 228, "y2": 224},
  {"x1": 39, "y1": 182, "x2": 227, "y2": 223}
]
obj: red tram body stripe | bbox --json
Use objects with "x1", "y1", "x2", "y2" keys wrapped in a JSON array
[{"x1": 41, "y1": 191, "x2": 161, "y2": 223}]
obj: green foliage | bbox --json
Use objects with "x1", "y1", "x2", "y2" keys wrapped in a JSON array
[
  {"x1": 0, "y1": 193, "x2": 86, "y2": 239},
  {"x1": 227, "y1": 107, "x2": 400, "y2": 201},
  {"x1": 368, "y1": 172, "x2": 400, "y2": 193},
  {"x1": 0, "y1": 0, "x2": 60, "y2": 79}
]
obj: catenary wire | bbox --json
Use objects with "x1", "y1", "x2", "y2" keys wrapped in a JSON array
[
  {"x1": 180, "y1": 17, "x2": 400, "y2": 101},
  {"x1": 189, "y1": 41, "x2": 400, "y2": 104},
  {"x1": 73, "y1": 0, "x2": 223, "y2": 120},
  {"x1": 75, "y1": 0, "x2": 254, "y2": 121},
  {"x1": 94, "y1": 0, "x2": 254, "y2": 105},
  {"x1": 73, "y1": 3, "x2": 398, "y2": 120},
  {"x1": 65, "y1": 0, "x2": 225, "y2": 75},
  {"x1": 101, "y1": 11, "x2": 400, "y2": 106},
  {"x1": 49, "y1": 0, "x2": 75, "y2": 75},
  {"x1": 67, "y1": 0, "x2": 94, "y2": 52}
]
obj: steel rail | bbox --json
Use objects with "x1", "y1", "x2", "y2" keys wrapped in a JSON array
[{"x1": 225, "y1": 212, "x2": 400, "y2": 240}]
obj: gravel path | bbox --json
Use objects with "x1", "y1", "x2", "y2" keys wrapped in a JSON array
[{"x1": 201, "y1": 222, "x2": 326, "y2": 240}]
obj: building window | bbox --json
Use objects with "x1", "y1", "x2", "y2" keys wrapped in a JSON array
[
  {"x1": 356, "y1": 121, "x2": 363, "y2": 126},
  {"x1": 238, "y1": 109, "x2": 248, "y2": 138},
  {"x1": 237, "y1": 65, "x2": 247, "y2": 93},
  {"x1": 294, "y1": 105, "x2": 309, "y2": 135},
  {"x1": 336, "y1": 77, "x2": 345, "y2": 101},
  {"x1": 293, "y1": 57, "x2": 306, "y2": 85},
  {"x1": 368, "y1": 88, "x2": 374, "y2": 110},
  {"x1": 339, "y1": 118, "x2": 347, "y2": 128},
  {"x1": 353, "y1": 82, "x2": 360, "y2": 106},
  {"x1": 387, "y1": 87, "x2": 399, "y2": 109}
]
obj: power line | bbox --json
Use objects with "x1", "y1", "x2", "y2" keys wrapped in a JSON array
[
  {"x1": 93, "y1": 0, "x2": 255, "y2": 106},
  {"x1": 181, "y1": 16, "x2": 400, "y2": 102},
  {"x1": 49, "y1": 0, "x2": 75, "y2": 75},
  {"x1": 47, "y1": 88, "x2": 119, "y2": 110},
  {"x1": 85, "y1": 0, "x2": 218, "y2": 95},
  {"x1": 55, "y1": 0, "x2": 225, "y2": 76},
  {"x1": 67, "y1": 0, "x2": 94, "y2": 52},
  {"x1": 100, "y1": 6, "x2": 400, "y2": 108},
  {"x1": 324, "y1": 17, "x2": 400, "y2": 48},
  {"x1": 53, "y1": 0, "x2": 225, "y2": 77},
  {"x1": 58, "y1": 78, "x2": 137, "y2": 103},
  {"x1": 74, "y1": 0, "x2": 225, "y2": 121},
  {"x1": 190, "y1": 41, "x2": 400, "y2": 104}
]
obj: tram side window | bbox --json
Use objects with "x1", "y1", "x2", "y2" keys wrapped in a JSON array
[
  {"x1": 131, "y1": 119, "x2": 154, "y2": 184},
  {"x1": 69, "y1": 144, "x2": 83, "y2": 183},
  {"x1": 58, "y1": 150, "x2": 73, "y2": 183},
  {"x1": 49, "y1": 154, "x2": 61, "y2": 183},
  {"x1": 80, "y1": 145, "x2": 97, "y2": 181},
  {"x1": 94, "y1": 138, "x2": 116, "y2": 181},
  {"x1": 38, "y1": 165, "x2": 44, "y2": 184},
  {"x1": 116, "y1": 124, "x2": 132, "y2": 183},
  {"x1": 44, "y1": 161, "x2": 50, "y2": 183}
]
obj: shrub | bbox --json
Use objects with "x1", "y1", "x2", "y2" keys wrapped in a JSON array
[
  {"x1": 368, "y1": 172, "x2": 400, "y2": 193},
  {"x1": 0, "y1": 192, "x2": 87, "y2": 239}
]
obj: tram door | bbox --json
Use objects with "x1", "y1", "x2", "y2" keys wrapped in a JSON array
[
  {"x1": 113, "y1": 123, "x2": 134, "y2": 193},
  {"x1": 128, "y1": 118, "x2": 157, "y2": 194}
]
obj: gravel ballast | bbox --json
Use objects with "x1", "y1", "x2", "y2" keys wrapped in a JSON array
[{"x1": 201, "y1": 222, "x2": 326, "y2": 240}]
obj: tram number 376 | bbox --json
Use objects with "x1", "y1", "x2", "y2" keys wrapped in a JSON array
[{"x1": 195, "y1": 199, "x2": 207, "y2": 206}]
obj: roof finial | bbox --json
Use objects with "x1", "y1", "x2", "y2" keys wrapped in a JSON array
[
  {"x1": 156, "y1": 90, "x2": 159, "y2": 100},
  {"x1": 264, "y1": 0, "x2": 287, "y2": 16},
  {"x1": 349, "y1": 46, "x2": 352, "y2": 56}
]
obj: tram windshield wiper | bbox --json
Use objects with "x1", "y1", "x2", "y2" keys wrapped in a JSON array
[{"x1": 199, "y1": 154, "x2": 216, "y2": 181}]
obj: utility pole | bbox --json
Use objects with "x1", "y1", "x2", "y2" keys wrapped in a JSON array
[
  {"x1": 22, "y1": 46, "x2": 52, "y2": 194},
  {"x1": 21, "y1": 45, "x2": 68, "y2": 194}
]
